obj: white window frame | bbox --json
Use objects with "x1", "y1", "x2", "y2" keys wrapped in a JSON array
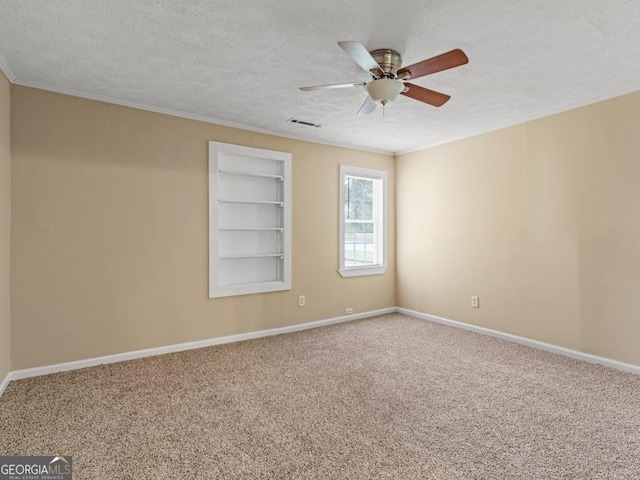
[{"x1": 339, "y1": 165, "x2": 388, "y2": 278}]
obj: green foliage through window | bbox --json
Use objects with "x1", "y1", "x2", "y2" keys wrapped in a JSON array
[{"x1": 344, "y1": 176, "x2": 375, "y2": 266}]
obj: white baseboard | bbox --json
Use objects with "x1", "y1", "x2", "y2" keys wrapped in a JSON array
[
  {"x1": 0, "y1": 371, "x2": 11, "y2": 397},
  {"x1": 3, "y1": 305, "x2": 637, "y2": 399},
  {"x1": 8, "y1": 307, "x2": 395, "y2": 384},
  {"x1": 397, "y1": 307, "x2": 640, "y2": 376}
]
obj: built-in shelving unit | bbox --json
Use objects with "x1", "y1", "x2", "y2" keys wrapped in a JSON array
[{"x1": 209, "y1": 141, "x2": 291, "y2": 298}]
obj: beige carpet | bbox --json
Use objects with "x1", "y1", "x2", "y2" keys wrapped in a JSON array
[{"x1": 1, "y1": 313, "x2": 639, "y2": 479}]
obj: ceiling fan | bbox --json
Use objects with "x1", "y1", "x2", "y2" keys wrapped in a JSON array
[{"x1": 300, "y1": 41, "x2": 468, "y2": 115}]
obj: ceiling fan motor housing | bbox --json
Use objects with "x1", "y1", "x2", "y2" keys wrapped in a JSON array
[{"x1": 369, "y1": 49, "x2": 402, "y2": 76}]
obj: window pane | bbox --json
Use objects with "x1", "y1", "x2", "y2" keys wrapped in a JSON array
[
  {"x1": 344, "y1": 176, "x2": 373, "y2": 221},
  {"x1": 344, "y1": 221, "x2": 375, "y2": 266},
  {"x1": 339, "y1": 165, "x2": 387, "y2": 277}
]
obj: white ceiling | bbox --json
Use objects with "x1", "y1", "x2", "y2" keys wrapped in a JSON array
[{"x1": 1, "y1": 1, "x2": 640, "y2": 154}]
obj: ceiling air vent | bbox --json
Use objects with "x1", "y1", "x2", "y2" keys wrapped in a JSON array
[{"x1": 286, "y1": 118, "x2": 323, "y2": 128}]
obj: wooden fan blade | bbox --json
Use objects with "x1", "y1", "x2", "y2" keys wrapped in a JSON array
[
  {"x1": 401, "y1": 83, "x2": 451, "y2": 107},
  {"x1": 300, "y1": 82, "x2": 366, "y2": 91},
  {"x1": 338, "y1": 41, "x2": 382, "y2": 78},
  {"x1": 358, "y1": 96, "x2": 377, "y2": 115},
  {"x1": 397, "y1": 49, "x2": 468, "y2": 80}
]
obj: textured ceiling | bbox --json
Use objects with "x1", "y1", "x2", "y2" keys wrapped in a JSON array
[{"x1": 1, "y1": 1, "x2": 640, "y2": 154}]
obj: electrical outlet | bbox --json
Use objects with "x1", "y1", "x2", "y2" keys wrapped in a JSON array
[
  {"x1": 471, "y1": 296, "x2": 479, "y2": 308},
  {"x1": 346, "y1": 307, "x2": 354, "y2": 314},
  {"x1": 298, "y1": 295, "x2": 306, "y2": 307}
]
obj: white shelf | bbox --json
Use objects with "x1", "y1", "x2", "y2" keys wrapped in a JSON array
[
  {"x1": 219, "y1": 254, "x2": 284, "y2": 260},
  {"x1": 218, "y1": 169, "x2": 284, "y2": 181},
  {"x1": 220, "y1": 228, "x2": 283, "y2": 232},
  {"x1": 219, "y1": 199, "x2": 284, "y2": 207}
]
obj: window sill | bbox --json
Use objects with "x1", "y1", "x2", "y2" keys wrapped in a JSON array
[{"x1": 339, "y1": 265, "x2": 388, "y2": 278}]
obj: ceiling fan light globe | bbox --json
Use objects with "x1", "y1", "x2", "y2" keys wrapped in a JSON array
[{"x1": 365, "y1": 79, "x2": 404, "y2": 105}]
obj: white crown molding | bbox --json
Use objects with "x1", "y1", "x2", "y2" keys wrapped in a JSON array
[
  {"x1": 0, "y1": 52, "x2": 16, "y2": 82},
  {"x1": 7, "y1": 307, "x2": 395, "y2": 384},
  {"x1": 398, "y1": 307, "x2": 640, "y2": 376},
  {"x1": 394, "y1": 81, "x2": 640, "y2": 156},
  {"x1": 12, "y1": 79, "x2": 391, "y2": 156},
  {"x1": 12, "y1": 76, "x2": 640, "y2": 158}
]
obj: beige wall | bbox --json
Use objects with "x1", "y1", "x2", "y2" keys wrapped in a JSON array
[
  {"x1": 10, "y1": 86, "x2": 395, "y2": 369},
  {"x1": 0, "y1": 73, "x2": 10, "y2": 380},
  {"x1": 10, "y1": 81, "x2": 640, "y2": 371},
  {"x1": 397, "y1": 90, "x2": 640, "y2": 366}
]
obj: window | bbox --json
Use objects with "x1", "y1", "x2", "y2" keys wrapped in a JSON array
[{"x1": 339, "y1": 165, "x2": 388, "y2": 277}]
